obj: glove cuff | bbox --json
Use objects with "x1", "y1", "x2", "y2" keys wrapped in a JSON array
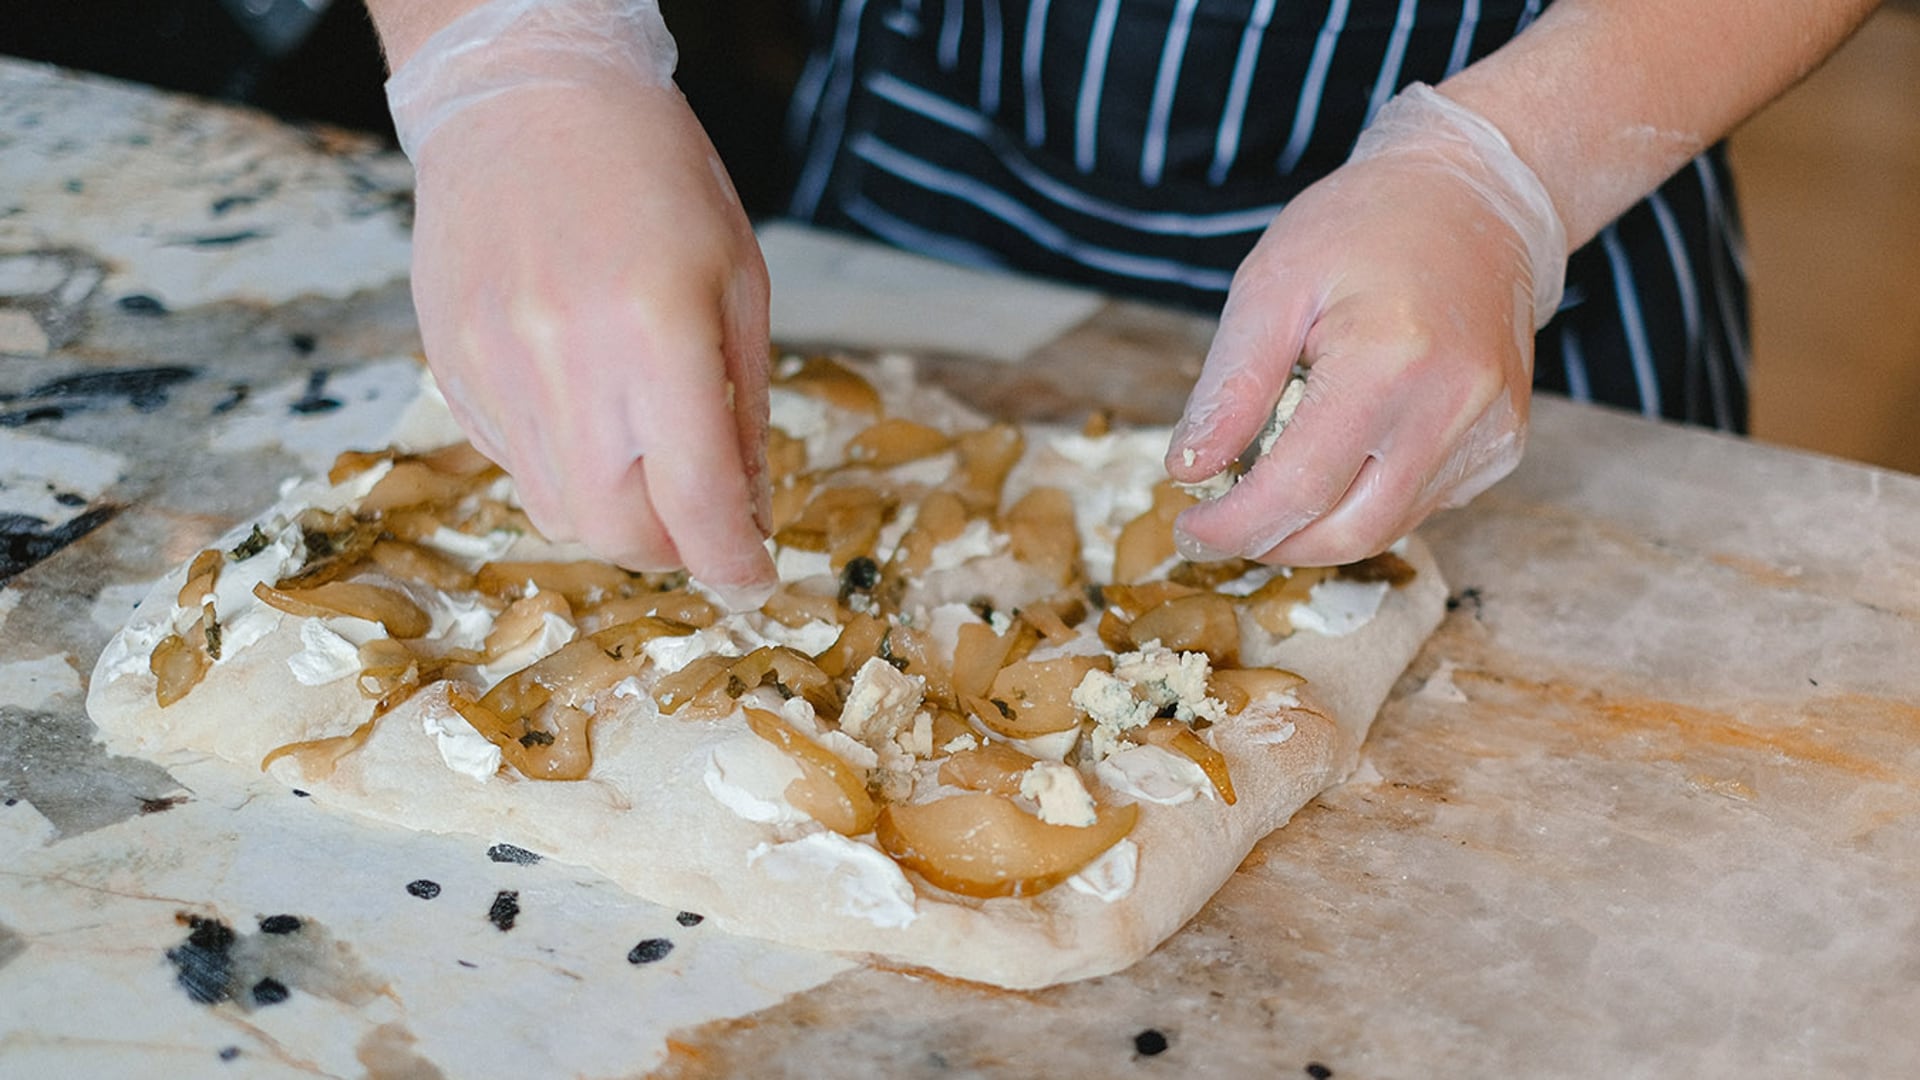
[
  {"x1": 385, "y1": 0, "x2": 678, "y2": 161},
  {"x1": 1353, "y1": 84, "x2": 1569, "y2": 329}
]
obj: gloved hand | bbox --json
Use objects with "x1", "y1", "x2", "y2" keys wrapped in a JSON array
[
  {"x1": 387, "y1": 0, "x2": 777, "y2": 607},
  {"x1": 1165, "y1": 83, "x2": 1566, "y2": 568}
]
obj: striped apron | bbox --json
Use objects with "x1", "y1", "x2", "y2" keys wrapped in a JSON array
[{"x1": 784, "y1": 0, "x2": 1751, "y2": 431}]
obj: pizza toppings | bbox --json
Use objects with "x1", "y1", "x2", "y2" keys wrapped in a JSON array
[
  {"x1": 876, "y1": 793, "x2": 1140, "y2": 899},
  {"x1": 130, "y1": 353, "x2": 1422, "y2": 907}
]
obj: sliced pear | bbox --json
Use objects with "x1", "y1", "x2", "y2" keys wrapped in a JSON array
[
  {"x1": 937, "y1": 742, "x2": 1039, "y2": 796},
  {"x1": 1137, "y1": 718, "x2": 1236, "y2": 804},
  {"x1": 774, "y1": 355, "x2": 882, "y2": 416},
  {"x1": 1126, "y1": 593, "x2": 1241, "y2": 666},
  {"x1": 876, "y1": 793, "x2": 1138, "y2": 898},
  {"x1": 1207, "y1": 666, "x2": 1308, "y2": 715},
  {"x1": 1241, "y1": 566, "x2": 1334, "y2": 635},
  {"x1": 844, "y1": 418, "x2": 953, "y2": 468},
  {"x1": 1112, "y1": 481, "x2": 1197, "y2": 583},
  {"x1": 888, "y1": 489, "x2": 969, "y2": 577},
  {"x1": 969, "y1": 655, "x2": 1109, "y2": 739},
  {"x1": 948, "y1": 423, "x2": 1024, "y2": 513},
  {"x1": 745, "y1": 706, "x2": 878, "y2": 836},
  {"x1": 1003, "y1": 486, "x2": 1080, "y2": 586}
]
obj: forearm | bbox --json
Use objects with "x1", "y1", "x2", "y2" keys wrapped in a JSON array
[
  {"x1": 1439, "y1": 0, "x2": 1880, "y2": 248},
  {"x1": 364, "y1": 0, "x2": 492, "y2": 69}
]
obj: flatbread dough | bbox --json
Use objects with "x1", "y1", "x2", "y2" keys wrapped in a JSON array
[{"x1": 87, "y1": 356, "x2": 1445, "y2": 989}]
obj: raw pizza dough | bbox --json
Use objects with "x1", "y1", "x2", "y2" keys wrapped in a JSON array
[{"x1": 87, "y1": 356, "x2": 1446, "y2": 989}]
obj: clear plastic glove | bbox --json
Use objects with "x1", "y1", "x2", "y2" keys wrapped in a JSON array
[
  {"x1": 1165, "y1": 83, "x2": 1567, "y2": 568},
  {"x1": 387, "y1": 0, "x2": 777, "y2": 606}
]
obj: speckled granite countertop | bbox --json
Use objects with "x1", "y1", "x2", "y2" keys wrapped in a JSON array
[{"x1": 2, "y1": 59, "x2": 1917, "y2": 1080}]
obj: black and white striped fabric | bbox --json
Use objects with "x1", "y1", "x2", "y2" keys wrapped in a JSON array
[{"x1": 784, "y1": 0, "x2": 1750, "y2": 431}]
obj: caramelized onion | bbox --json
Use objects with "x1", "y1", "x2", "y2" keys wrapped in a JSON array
[
  {"x1": 483, "y1": 590, "x2": 574, "y2": 662},
  {"x1": 178, "y1": 549, "x2": 223, "y2": 609},
  {"x1": 369, "y1": 539, "x2": 475, "y2": 592},
  {"x1": 358, "y1": 461, "x2": 476, "y2": 515},
  {"x1": 474, "y1": 560, "x2": 639, "y2": 606},
  {"x1": 150, "y1": 631, "x2": 211, "y2": 708},
  {"x1": 261, "y1": 716, "x2": 377, "y2": 780},
  {"x1": 877, "y1": 793, "x2": 1138, "y2": 898},
  {"x1": 652, "y1": 655, "x2": 733, "y2": 716},
  {"x1": 252, "y1": 581, "x2": 432, "y2": 639}
]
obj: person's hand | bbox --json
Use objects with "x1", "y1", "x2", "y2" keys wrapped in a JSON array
[
  {"x1": 1165, "y1": 84, "x2": 1566, "y2": 568},
  {"x1": 387, "y1": 0, "x2": 777, "y2": 606}
]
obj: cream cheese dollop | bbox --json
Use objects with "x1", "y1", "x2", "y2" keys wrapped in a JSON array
[
  {"x1": 1067, "y1": 838, "x2": 1138, "y2": 902},
  {"x1": 1096, "y1": 744, "x2": 1211, "y2": 805},
  {"x1": 421, "y1": 701, "x2": 502, "y2": 782},
  {"x1": 748, "y1": 832, "x2": 920, "y2": 928},
  {"x1": 1289, "y1": 578, "x2": 1391, "y2": 637},
  {"x1": 703, "y1": 735, "x2": 809, "y2": 826},
  {"x1": 286, "y1": 619, "x2": 362, "y2": 686}
]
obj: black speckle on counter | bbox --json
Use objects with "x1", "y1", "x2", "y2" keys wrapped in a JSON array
[
  {"x1": 291, "y1": 789, "x2": 311, "y2": 798},
  {"x1": 18, "y1": 365, "x2": 198, "y2": 412},
  {"x1": 65, "y1": 178, "x2": 83, "y2": 194},
  {"x1": 675, "y1": 911, "x2": 704, "y2": 928},
  {"x1": 1445, "y1": 586, "x2": 1484, "y2": 616},
  {"x1": 251, "y1": 978, "x2": 290, "y2": 1006},
  {"x1": 218, "y1": 1046, "x2": 240, "y2": 1063},
  {"x1": 627, "y1": 938, "x2": 674, "y2": 965},
  {"x1": 3, "y1": 798, "x2": 17, "y2": 807},
  {"x1": 210, "y1": 194, "x2": 259, "y2": 217},
  {"x1": 288, "y1": 370, "x2": 341, "y2": 415},
  {"x1": 406, "y1": 879, "x2": 441, "y2": 900},
  {"x1": 53, "y1": 491, "x2": 86, "y2": 508},
  {"x1": 137, "y1": 794, "x2": 188, "y2": 815},
  {"x1": 1, "y1": 505, "x2": 120, "y2": 582},
  {"x1": 116, "y1": 294, "x2": 168, "y2": 316},
  {"x1": 258, "y1": 915, "x2": 302, "y2": 935},
  {"x1": 175, "y1": 229, "x2": 269, "y2": 248},
  {"x1": 487, "y1": 890, "x2": 520, "y2": 931},
  {"x1": 487, "y1": 843, "x2": 541, "y2": 866},
  {"x1": 211, "y1": 384, "x2": 250, "y2": 415},
  {"x1": 1305, "y1": 1064, "x2": 1333, "y2": 1079},
  {"x1": 0, "y1": 405, "x2": 67, "y2": 427},
  {"x1": 457, "y1": 959, "x2": 478, "y2": 969},
  {"x1": 166, "y1": 914, "x2": 235, "y2": 1005},
  {"x1": 288, "y1": 332, "x2": 318, "y2": 355},
  {"x1": 1133, "y1": 1029, "x2": 1168, "y2": 1057}
]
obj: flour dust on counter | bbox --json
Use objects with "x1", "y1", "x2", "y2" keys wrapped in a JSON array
[{"x1": 0, "y1": 780, "x2": 852, "y2": 1079}]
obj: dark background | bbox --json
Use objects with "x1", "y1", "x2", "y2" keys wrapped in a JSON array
[{"x1": 0, "y1": 0, "x2": 810, "y2": 215}]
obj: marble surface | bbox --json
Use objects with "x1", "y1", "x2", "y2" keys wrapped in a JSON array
[{"x1": 3, "y1": 59, "x2": 1918, "y2": 1079}]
